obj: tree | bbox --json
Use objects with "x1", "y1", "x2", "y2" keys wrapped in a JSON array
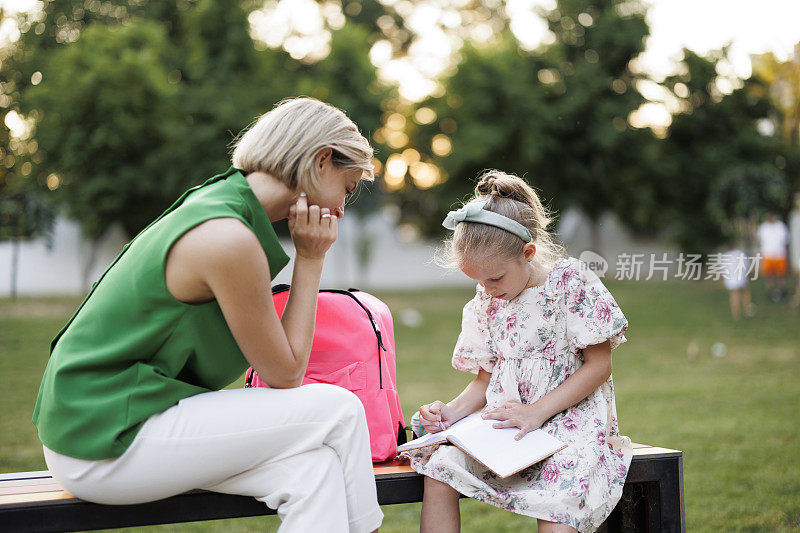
[
  {"x1": 0, "y1": 184, "x2": 53, "y2": 299},
  {"x1": 751, "y1": 44, "x2": 800, "y2": 201},
  {"x1": 396, "y1": 0, "x2": 657, "y2": 243},
  {"x1": 4, "y1": 0, "x2": 387, "y2": 244},
  {"x1": 27, "y1": 20, "x2": 184, "y2": 238},
  {"x1": 660, "y1": 48, "x2": 784, "y2": 252},
  {"x1": 752, "y1": 45, "x2": 800, "y2": 148},
  {"x1": 708, "y1": 164, "x2": 788, "y2": 247},
  {"x1": 0, "y1": 63, "x2": 53, "y2": 298}
]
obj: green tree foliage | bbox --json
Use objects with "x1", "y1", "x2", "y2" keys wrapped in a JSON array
[
  {"x1": 2, "y1": 0, "x2": 387, "y2": 239},
  {"x1": 294, "y1": 23, "x2": 387, "y2": 138},
  {"x1": 659, "y1": 49, "x2": 784, "y2": 251},
  {"x1": 0, "y1": 185, "x2": 53, "y2": 241},
  {"x1": 708, "y1": 164, "x2": 788, "y2": 243},
  {"x1": 751, "y1": 46, "x2": 800, "y2": 198},
  {"x1": 400, "y1": 0, "x2": 659, "y2": 239},
  {"x1": 27, "y1": 20, "x2": 183, "y2": 237},
  {"x1": 395, "y1": 3, "x2": 790, "y2": 255},
  {"x1": 752, "y1": 46, "x2": 800, "y2": 148},
  {"x1": 3, "y1": 0, "x2": 795, "y2": 255}
]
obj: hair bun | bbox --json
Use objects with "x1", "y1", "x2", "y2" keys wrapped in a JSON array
[{"x1": 475, "y1": 171, "x2": 528, "y2": 204}]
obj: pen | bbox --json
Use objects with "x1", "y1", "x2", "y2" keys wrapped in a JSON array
[{"x1": 438, "y1": 420, "x2": 445, "y2": 431}]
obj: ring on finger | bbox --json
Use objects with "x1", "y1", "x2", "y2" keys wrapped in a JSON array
[{"x1": 322, "y1": 213, "x2": 332, "y2": 219}]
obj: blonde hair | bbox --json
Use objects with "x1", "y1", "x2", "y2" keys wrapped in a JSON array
[
  {"x1": 444, "y1": 169, "x2": 565, "y2": 268},
  {"x1": 231, "y1": 97, "x2": 374, "y2": 192}
]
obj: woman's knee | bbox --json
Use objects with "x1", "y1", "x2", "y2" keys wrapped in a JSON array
[
  {"x1": 304, "y1": 383, "x2": 365, "y2": 419},
  {"x1": 286, "y1": 445, "x2": 342, "y2": 484}
]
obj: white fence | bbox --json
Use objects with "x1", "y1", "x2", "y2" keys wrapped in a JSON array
[
  {"x1": 0, "y1": 208, "x2": 472, "y2": 297},
  {"x1": 6, "y1": 204, "x2": 785, "y2": 297}
]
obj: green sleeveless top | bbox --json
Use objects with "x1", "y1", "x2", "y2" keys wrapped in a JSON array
[{"x1": 32, "y1": 168, "x2": 290, "y2": 460}]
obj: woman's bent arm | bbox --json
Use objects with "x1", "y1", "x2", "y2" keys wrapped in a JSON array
[
  {"x1": 174, "y1": 219, "x2": 309, "y2": 387},
  {"x1": 277, "y1": 199, "x2": 337, "y2": 383},
  {"x1": 166, "y1": 213, "x2": 335, "y2": 388}
]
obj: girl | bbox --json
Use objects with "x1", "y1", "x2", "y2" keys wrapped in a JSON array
[
  {"x1": 408, "y1": 170, "x2": 631, "y2": 533},
  {"x1": 33, "y1": 98, "x2": 382, "y2": 533}
]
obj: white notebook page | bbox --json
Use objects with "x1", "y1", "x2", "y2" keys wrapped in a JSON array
[
  {"x1": 446, "y1": 414, "x2": 566, "y2": 478},
  {"x1": 398, "y1": 412, "x2": 566, "y2": 477}
]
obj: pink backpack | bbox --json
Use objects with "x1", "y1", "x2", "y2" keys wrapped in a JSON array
[{"x1": 245, "y1": 285, "x2": 406, "y2": 462}]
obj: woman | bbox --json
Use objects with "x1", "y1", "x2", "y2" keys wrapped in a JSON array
[{"x1": 32, "y1": 98, "x2": 383, "y2": 533}]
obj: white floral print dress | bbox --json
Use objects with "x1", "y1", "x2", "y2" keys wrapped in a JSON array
[{"x1": 405, "y1": 257, "x2": 631, "y2": 533}]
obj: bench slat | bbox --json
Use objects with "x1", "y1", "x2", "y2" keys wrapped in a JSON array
[
  {"x1": 0, "y1": 483, "x2": 64, "y2": 497},
  {"x1": 0, "y1": 478, "x2": 63, "y2": 489},
  {"x1": 0, "y1": 491, "x2": 74, "y2": 506},
  {"x1": 0, "y1": 471, "x2": 51, "y2": 482}
]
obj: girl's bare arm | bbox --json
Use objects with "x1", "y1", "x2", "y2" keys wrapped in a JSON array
[{"x1": 419, "y1": 369, "x2": 491, "y2": 432}]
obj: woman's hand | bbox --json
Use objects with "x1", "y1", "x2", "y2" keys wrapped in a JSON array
[
  {"x1": 481, "y1": 400, "x2": 548, "y2": 440},
  {"x1": 419, "y1": 401, "x2": 458, "y2": 434},
  {"x1": 288, "y1": 194, "x2": 337, "y2": 261}
]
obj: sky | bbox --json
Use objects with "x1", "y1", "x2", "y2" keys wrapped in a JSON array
[{"x1": 641, "y1": 0, "x2": 800, "y2": 80}]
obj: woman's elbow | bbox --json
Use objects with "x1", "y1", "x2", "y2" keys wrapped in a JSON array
[
  {"x1": 250, "y1": 359, "x2": 306, "y2": 389},
  {"x1": 268, "y1": 378, "x2": 303, "y2": 389},
  {"x1": 260, "y1": 370, "x2": 304, "y2": 389},
  {"x1": 270, "y1": 365, "x2": 306, "y2": 389}
]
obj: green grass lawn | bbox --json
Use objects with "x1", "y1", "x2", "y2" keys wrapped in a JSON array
[{"x1": 2, "y1": 280, "x2": 799, "y2": 532}]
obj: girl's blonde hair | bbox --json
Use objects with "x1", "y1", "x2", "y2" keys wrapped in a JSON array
[
  {"x1": 231, "y1": 97, "x2": 374, "y2": 192},
  {"x1": 446, "y1": 169, "x2": 565, "y2": 268}
]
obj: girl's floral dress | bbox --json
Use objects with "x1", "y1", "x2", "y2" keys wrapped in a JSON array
[{"x1": 405, "y1": 257, "x2": 631, "y2": 533}]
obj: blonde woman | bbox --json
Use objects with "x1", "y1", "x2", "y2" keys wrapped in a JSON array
[{"x1": 33, "y1": 98, "x2": 383, "y2": 533}]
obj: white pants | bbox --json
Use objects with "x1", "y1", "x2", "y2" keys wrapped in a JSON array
[{"x1": 43, "y1": 384, "x2": 383, "y2": 533}]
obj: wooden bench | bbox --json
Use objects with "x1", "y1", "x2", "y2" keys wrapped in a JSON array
[{"x1": 0, "y1": 443, "x2": 684, "y2": 532}]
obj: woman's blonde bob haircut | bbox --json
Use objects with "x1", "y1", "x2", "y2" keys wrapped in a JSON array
[{"x1": 231, "y1": 97, "x2": 374, "y2": 192}]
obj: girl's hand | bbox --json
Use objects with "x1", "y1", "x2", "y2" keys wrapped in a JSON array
[
  {"x1": 288, "y1": 194, "x2": 338, "y2": 261},
  {"x1": 419, "y1": 401, "x2": 457, "y2": 434},
  {"x1": 482, "y1": 400, "x2": 548, "y2": 440}
]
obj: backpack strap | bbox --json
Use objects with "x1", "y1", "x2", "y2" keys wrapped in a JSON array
[
  {"x1": 270, "y1": 285, "x2": 387, "y2": 388},
  {"x1": 271, "y1": 284, "x2": 291, "y2": 295}
]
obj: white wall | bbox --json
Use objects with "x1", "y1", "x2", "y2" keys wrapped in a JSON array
[
  {"x1": 6, "y1": 204, "x2": 766, "y2": 297},
  {"x1": 557, "y1": 207, "x2": 681, "y2": 279},
  {"x1": 0, "y1": 217, "x2": 128, "y2": 297},
  {"x1": 0, "y1": 209, "x2": 472, "y2": 297},
  {"x1": 270, "y1": 207, "x2": 471, "y2": 289}
]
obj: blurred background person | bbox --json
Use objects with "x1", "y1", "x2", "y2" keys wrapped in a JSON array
[
  {"x1": 757, "y1": 213, "x2": 790, "y2": 302},
  {"x1": 721, "y1": 241, "x2": 754, "y2": 319}
]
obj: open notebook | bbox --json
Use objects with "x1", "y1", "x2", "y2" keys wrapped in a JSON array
[{"x1": 398, "y1": 412, "x2": 567, "y2": 478}]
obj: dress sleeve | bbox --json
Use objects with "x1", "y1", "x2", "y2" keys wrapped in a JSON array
[
  {"x1": 451, "y1": 289, "x2": 497, "y2": 374},
  {"x1": 564, "y1": 261, "x2": 628, "y2": 354}
]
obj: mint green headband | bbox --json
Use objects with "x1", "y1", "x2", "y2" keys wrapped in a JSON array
[{"x1": 442, "y1": 200, "x2": 533, "y2": 243}]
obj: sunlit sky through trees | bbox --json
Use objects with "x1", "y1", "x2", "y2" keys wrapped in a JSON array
[{"x1": 2, "y1": 0, "x2": 800, "y2": 133}]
